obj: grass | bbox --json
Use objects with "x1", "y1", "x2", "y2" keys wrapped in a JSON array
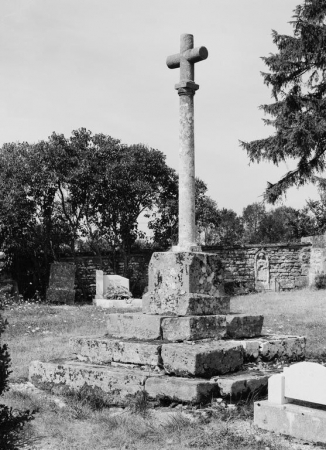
[{"x1": 1, "y1": 289, "x2": 326, "y2": 449}]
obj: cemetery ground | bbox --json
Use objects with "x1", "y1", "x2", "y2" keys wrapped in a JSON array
[{"x1": 1, "y1": 291, "x2": 326, "y2": 450}]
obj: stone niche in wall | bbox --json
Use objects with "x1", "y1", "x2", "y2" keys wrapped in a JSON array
[{"x1": 254, "y1": 250, "x2": 270, "y2": 291}]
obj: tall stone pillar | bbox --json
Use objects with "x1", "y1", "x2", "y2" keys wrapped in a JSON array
[{"x1": 166, "y1": 33, "x2": 208, "y2": 251}]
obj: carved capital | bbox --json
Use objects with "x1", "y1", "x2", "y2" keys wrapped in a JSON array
[
  {"x1": 175, "y1": 80, "x2": 199, "y2": 91},
  {"x1": 177, "y1": 87, "x2": 196, "y2": 97}
]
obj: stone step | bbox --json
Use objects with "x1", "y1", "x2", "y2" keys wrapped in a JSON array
[
  {"x1": 161, "y1": 341, "x2": 244, "y2": 377},
  {"x1": 106, "y1": 313, "x2": 264, "y2": 341},
  {"x1": 143, "y1": 293, "x2": 230, "y2": 316},
  {"x1": 29, "y1": 358, "x2": 280, "y2": 404},
  {"x1": 70, "y1": 336, "x2": 162, "y2": 366},
  {"x1": 69, "y1": 335, "x2": 306, "y2": 370}
]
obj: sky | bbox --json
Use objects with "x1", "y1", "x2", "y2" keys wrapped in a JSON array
[{"x1": 0, "y1": 0, "x2": 321, "y2": 220}]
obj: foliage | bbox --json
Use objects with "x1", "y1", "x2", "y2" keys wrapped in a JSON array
[
  {"x1": 314, "y1": 272, "x2": 326, "y2": 288},
  {"x1": 240, "y1": 0, "x2": 326, "y2": 203},
  {"x1": 104, "y1": 284, "x2": 133, "y2": 299},
  {"x1": 242, "y1": 202, "x2": 315, "y2": 243},
  {"x1": 0, "y1": 129, "x2": 176, "y2": 296},
  {"x1": 149, "y1": 177, "x2": 244, "y2": 247},
  {"x1": 0, "y1": 297, "x2": 34, "y2": 449}
]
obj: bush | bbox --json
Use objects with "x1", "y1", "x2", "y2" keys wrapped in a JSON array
[
  {"x1": 0, "y1": 296, "x2": 34, "y2": 449},
  {"x1": 314, "y1": 273, "x2": 326, "y2": 290}
]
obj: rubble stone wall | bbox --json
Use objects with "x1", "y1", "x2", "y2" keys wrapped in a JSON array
[{"x1": 203, "y1": 244, "x2": 311, "y2": 293}]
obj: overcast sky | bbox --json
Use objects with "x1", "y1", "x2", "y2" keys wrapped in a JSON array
[{"x1": 0, "y1": 0, "x2": 320, "y2": 216}]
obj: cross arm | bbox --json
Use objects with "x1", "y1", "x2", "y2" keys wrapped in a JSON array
[{"x1": 166, "y1": 46, "x2": 208, "y2": 69}]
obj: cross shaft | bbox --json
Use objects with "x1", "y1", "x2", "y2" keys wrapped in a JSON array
[{"x1": 166, "y1": 34, "x2": 208, "y2": 252}]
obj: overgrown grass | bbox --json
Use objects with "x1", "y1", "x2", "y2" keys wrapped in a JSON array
[
  {"x1": 231, "y1": 288, "x2": 326, "y2": 358},
  {"x1": 1, "y1": 290, "x2": 325, "y2": 449}
]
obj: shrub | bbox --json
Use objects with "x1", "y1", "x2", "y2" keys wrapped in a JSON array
[
  {"x1": 0, "y1": 296, "x2": 34, "y2": 449},
  {"x1": 314, "y1": 273, "x2": 326, "y2": 290}
]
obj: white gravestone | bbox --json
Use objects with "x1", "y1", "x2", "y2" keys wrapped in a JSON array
[
  {"x1": 93, "y1": 270, "x2": 142, "y2": 309},
  {"x1": 255, "y1": 362, "x2": 326, "y2": 444}
]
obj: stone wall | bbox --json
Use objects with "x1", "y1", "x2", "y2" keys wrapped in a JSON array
[
  {"x1": 59, "y1": 251, "x2": 152, "y2": 300},
  {"x1": 203, "y1": 244, "x2": 311, "y2": 294},
  {"x1": 59, "y1": 239, "x2": 326, "y2": 299}
]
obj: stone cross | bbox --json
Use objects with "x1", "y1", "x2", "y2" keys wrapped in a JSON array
[{"x1": 166, "y1": 34, "x2": 208, "y2": 252}]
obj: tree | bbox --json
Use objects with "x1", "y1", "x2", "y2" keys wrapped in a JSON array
[
  {"x1": 242, "y1": 202, "x2": 315, "y2": 243},
  {"x1": 240, "y1": 0, "x2": 326, "y2": 203},
  {"x1": 242, "y1": 203, "x2": 267, "y2": 243},
  {"x1": 149, "y1": 177, "x2": 244, "y2": 247}
]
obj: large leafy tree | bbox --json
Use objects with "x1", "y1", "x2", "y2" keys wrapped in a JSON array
[{"x1": 241, "y1": 0, "x2": 326, "y2": 203}]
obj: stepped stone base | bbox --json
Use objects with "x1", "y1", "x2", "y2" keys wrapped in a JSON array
[
  {"x1": 70, "y1": 335, "x2": 306, "y2": 369},
  {"x1": 29, "y1": 359, "x2": 283, "y2": 404},
  {"x1": 106, "y1": 313, "x2": 264, "y2": 341}
]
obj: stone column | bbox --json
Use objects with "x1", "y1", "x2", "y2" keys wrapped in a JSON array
[{"x1": 167, "y1": 33, "x2": 208, "y2": 252}]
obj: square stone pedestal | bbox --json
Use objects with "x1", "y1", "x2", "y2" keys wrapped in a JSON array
[{"x1": 143, "y1": 251, "x2": 229, "y2": 315}]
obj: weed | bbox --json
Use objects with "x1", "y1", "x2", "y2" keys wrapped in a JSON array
[{"x1": 127, "y1": 389, "x2": 151, "y2": 418}]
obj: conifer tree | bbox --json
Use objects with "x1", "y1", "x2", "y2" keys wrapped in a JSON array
[{"x1": 241, "y1": 0, "x2": 326, "y2": 203}]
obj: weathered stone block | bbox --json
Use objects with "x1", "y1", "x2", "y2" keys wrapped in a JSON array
[
  {"x1": 161, "y1": 315, "x2": 226, "y2": 341},
  {"x1": 107, "y1": 313, "x2": 167, "y2": 340},
  {"x1": 258, "y1": 335, "x2": 306, "y2": 361},
  {"x1": 145, "y1": 376, "x2": 218, "y2": 403},
  {"x1": 161, "y1": 341, "x2": 243, "y2": 377},
  {"x1": 143, "y1": 252, "x2": 226, "y2": 315},
  {"x1": 226, "y1": 314, "x2": 263, "y2": 338},
  {"x1": 212, "y1": 370, "x2": 269, "y2": 397},
  {"x1": 143, "y1": 292, "x2": 230, "y2": 316},
  {"x1": 228, "y1": 335, "x2": 306, "y2": 362},
  {"x1": 29, "y1": 359, "x2": 162, "y2": 405},
  {"x1": 70, "y1": 336, "x2": 161, "y2": 366}
]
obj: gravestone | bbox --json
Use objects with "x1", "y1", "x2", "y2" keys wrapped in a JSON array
[
  {"x1": 29, "y1": 34, "x2": 306, "y2": 406},
  {"x1": 255, "y1": 362, "x2": 326, "y2": 444},
  {"x1": 93, "y1": 270, "x2": 142, "y2": 309},
  {"x1": 46, "y1": 262, "x2": 75, "y2": 304}
]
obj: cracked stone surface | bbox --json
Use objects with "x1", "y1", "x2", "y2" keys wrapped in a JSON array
[
  {"x1": 161, "y1": 315, "x2": 227, "y2": 341},
  {"x1": 143, "y1": 252, "x2": 227, "y2": 316},
  {"x1": 161, "y1": 341, "x2": 244, "y2": 377},
  {"x1": 29, "y1": 360, "x2": 162, "y2": 405},
  {"x1": 70, "y1": 336, "x2": 162, "y2": 366},
  {"x1": 226, "y1": 314, "x2": 264, "y2": 338},
  {"x1": 106, "y1": 313, "x2": 168, "y2": 340}
]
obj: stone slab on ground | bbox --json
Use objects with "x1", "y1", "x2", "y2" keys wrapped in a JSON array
[
  {"x1": 143, "y1": 292, "x2": 230, "y2": 316},
  {"x1": 254, "y1": 400, "x2": 326, "y2": 444},
  {"x1": 93, "y1": 298, "x2": 142, "y2": 309},
  {"x1": 226, "y1": 314, "x2": 263, "y2": 338},
  {"x1": 107, "y1": 313, "x2": 169, "y2": 340},
  {"x1": 70, "y1": 336, "x2": 162, "y2": 366},
  {"x1": 146, "y1": 376, "x2": 219, "y2": 404},
  {"x1": 29, "y1": 360, "x2": 162, "y2": 405},
  {"x1": 161, "y1": 341, "x2": 244, "y2": 377},
  {"x1": 161, "y1": 315, "x2": 227, "y2": 341}
]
